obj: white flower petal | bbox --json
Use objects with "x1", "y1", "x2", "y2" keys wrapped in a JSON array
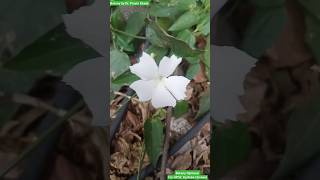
[
  {"x1": 129, "y1": 52, "x2": 159, "y2": 80},
  {"x1": 129, "y1": 80, "x2": 157, "y2": 101},
  {"x1": 151, "y1": 83, "x2": 176, "y2": 108},
  {"x1": 158, "y1": 55, "x2": 182, "y2": 77},
  {"x1": 62, "y1": 0, "x2": 107, "y2": 57},
  {"x1": 164, "y1": 76, "x2": 190, "y2": 100}
]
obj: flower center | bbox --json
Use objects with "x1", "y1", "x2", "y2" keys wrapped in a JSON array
[{"x1": 156, "y1": 76, "x2": 167, "y2": 86}]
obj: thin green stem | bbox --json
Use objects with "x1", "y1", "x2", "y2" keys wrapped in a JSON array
[
  {"x1": 160, "y1": 107, "x2": 172, "y2": 180},
  {"x1": 0, "y1": 100, "x2": 84, "y2": 178},
  {"x1": 110, "y1": 26, "x2": 147, "y2": 40}
]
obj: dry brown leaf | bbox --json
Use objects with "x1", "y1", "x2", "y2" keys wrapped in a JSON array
[{"x1": 171, "y1": 152, "x2": 192, "y2": 170}]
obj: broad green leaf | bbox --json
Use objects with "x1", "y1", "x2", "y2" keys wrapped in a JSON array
[
  {"x1": 111, "y1": 8, "x2": 126, "y2": 30},
  {"x1": 173, "y1": 100, "x2": 189, "y2": 118},
  {"x1": 149, "y1": 0, "x2": 195, "y2": 18},
  {"x1": 271, "y1": 93, "x2": 320, "y2": 180},
  {"x1": 144, "y1": 110, "x2": 165, "y2": 167},
  {"x1": 123, "y1": 12, "x2": 146, "y2": 43},
  {"x1": 113, "y1": 12, "x2": 145, "y2": 52},
  {"x1": 241, "y1": 7, "x2": 286, "y2": 57},
  {"x1": 112, "y1": 70, "x2": 139, "y2": 85},
  {"x1": 148, "y1": 21, "x2": 202, "y2": 57},
  {"x1": 0, "y1": 0, "x2": 66, "y2": 60},
  {"x1": 169, "y1": 11, "x2": 201, "y2": 31},
  {"x1": 170, "y1": 37, "x2": 202, "y2": 57},
  {"x1": 213, "y1": 121, "x2": 252, "y2": 178},
  {"x1": 304, "y1": 15, "x2": 320, "y2": 64},
  {"x1": 110, "y1": 49, "x2": 131, "y2": 80},
  {"x1": 4, "y1": 25, "x2": 99, "y2": 74},
  {"x1": 145, "y1": 45, "x2": 168, "y2": 62},
  {"x1": 115, "y1": 34, "x2": 135, "y2": 52},
  {"x1": 157, "y1": 17, "x2": 174, "y2": 31},
  {"x1": 146, "y1": 26, "x2": 168, "y2": 48},
  {"x1": 186, "y1": 63, "x2": 200, "y2": 79},
  {"x1": 185, "y1": 56, "x2": 199, "y2": 64},
  {"x1": 176, "y1": 30, "x2": 196, "y2": 48},
  {"x1": 197, "y1": 16, "x2": 210, "y2": 36}
]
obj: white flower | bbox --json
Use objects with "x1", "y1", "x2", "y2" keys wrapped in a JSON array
[{"x1": 130, "y1": 52, "x2": 190, "y2": 108}]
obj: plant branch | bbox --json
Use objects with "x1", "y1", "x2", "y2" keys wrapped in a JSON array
[{"x1": 160, "y1": 106, "x2": 172, "y2": 180}]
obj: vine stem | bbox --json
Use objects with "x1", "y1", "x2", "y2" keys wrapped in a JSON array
[
  {"x1": 160, "y1": 106, "x2": 172, "y2": 180},
  {"x1": 110, "y1": 26, "x2": 147, "y2": 40}
]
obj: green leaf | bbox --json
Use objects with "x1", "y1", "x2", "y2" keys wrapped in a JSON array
[
  {"x1": 115, "y1": 35, "x2": 135, "y2": 52},
  {"x1": 197, "y1": 16, "x2": 210, "y2": 36},
  {"x1": 185, "y1": 56, "x2": 199, "y2": 64},
  {"x1": 176, "y1": 30, "x2": 196, "y2": 48},
  {"x1": 145, "y1": 45, "x2": 168, "y2": 62},
  {"x1": 112, "y1": 70, "x2": 139, "y2": 85},
  {"x1": 213, "y1": 121, "x2": 252, "y2": 179},
  {"x1": 144, "y1": 110, "x2": 165, "y2": 167},
  {"x1": 148, "y1": 21, "x2": 202, "y2": 57},
  {"x1": 186, "y1": 63, "x2": 200, "y2": 79},
  {"x1": 149, "y1": 0, "x2": 195, "y2": 18},
  {"x1": 241, "y1": 7, "x2": 286, "y2": 57},
  {"x1": 110, "y1": 49, "x2": 131, "y2": 80},
  {"x1": 123, "y1": 12, "x2": 146, "y2": 43},
  {"x1": 173, "y1": 100, "x2": 189, "y2": 118},
  {"x1": 111, "y1": 8, "x2": 126, "y2": 30},
  {"x1": 0, "y1": 0, "x2": 66, "y2": 60},
  {"x1": 168, "y1": 11, "x2": 201, "y2": 31},
  {"x1": 157, "y1": 17, "x2": 174, "y2": 31},
  {"x1": 4, "y1": 25, "x2": 99, "y2": 74},
  {"x1": 271, "y1": 93, "x2": 320, "y2": 180},
  {"x1": 146, "y1": 25, "x2": 168, "y2": 48}
]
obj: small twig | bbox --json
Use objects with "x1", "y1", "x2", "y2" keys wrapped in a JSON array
[
  {"x1": 137, "y1": 143, "x2": 146, "y2": 180},
  {"x1": 160, "y1": 107, "x2": 172, "y2": 180},
  {"x1": 113, "y1": 91, "x2": 139, "y2": 102}
]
